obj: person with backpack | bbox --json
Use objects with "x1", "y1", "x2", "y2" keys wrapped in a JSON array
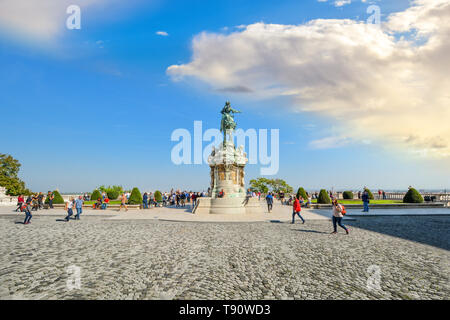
[
  {"x1": 23, "y1": 202, "x2": 32, "y2": 225},
  {"x1": 265, "y1": 192, "x2": 274, "y2": 212},
  {"x1": 331, "y1": 199, "x2": 349, "y2": 235},
  {"x1": 292, "y1": 196, "x2": 305, "y2": 224}
]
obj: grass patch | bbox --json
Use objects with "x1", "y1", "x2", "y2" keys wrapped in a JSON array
[
  {"x1": 310, "y1": 199, "x2": 403, "y2": 204},
  {"x1": 84, "y1": 200, "x2": 122, "y2": 205}
]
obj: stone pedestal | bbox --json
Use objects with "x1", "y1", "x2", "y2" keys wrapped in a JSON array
[{"x1": 194, "y1": 139, "x2": 263, "y2": 214}]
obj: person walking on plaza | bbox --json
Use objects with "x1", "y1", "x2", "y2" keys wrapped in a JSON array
[
  {"x1": 331, "y1": 199, "x2": 349, "y2": 235},
  {"x1": 75, "y1": 196, "x2": 84, "y2": 220},
  {"x1": 37, "y1": 192, "x2": 44, "y2": 210},
  {"x1": 291, "y1": 196, "x2": 305, "y2": 224},
  {"x1": 265, "y1": 192, "x2": 274, "y2": 212},
  {"x1": 64, "y1": 197, "x2": 75, "y2": 222},
  {"x1": 47, "y1": 191, "x2": 54, "y2": 209},
  {"x1": 191, "y1": 192, "x2": 197, "y2": 208},
  {"x1": 16, "y1": 194, "x2": 24, "y2": 212},
  {"x1": 180, "y1": 192, "x2": 186, "y2": 207},
  {"x1": 143, "y1": 192, "x2": 149, "y2": 209},
  {"x1": 118, "y1": 193, "x2": 128, "y2": 211},
  {"x1": 362, "y1": 190, "x2": 370, "y2": 212},
  {"x1": 31, "y1": 194, "x2": 39, "y2": 211},
  {"x1": 23, "y1": 202, "x2": 32, "y2": 225}
]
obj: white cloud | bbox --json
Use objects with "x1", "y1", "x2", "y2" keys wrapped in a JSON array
[
  {"x1": 0, "y1": 0, "x2": 98, "y2": 41},
  {"x1": 168, "y1": 0, "x2": 450, "y2": 159},
  {"x1": 316, "y1": 0, "x2": 352, "y2": 6},
  {"x1": 156, "y1": 31, "x2": 169, "y2": 36},
  {"x1": 309, "y1": 136, "x2": 352, "y2": 149},
  {"x1": 0, "y1": 0, "x2": 145, "y2": 43},
  {"x1": 334, "y1": 0, "x2": 352, "y2": 7}
]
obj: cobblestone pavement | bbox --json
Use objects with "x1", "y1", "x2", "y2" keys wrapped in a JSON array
[{"x1": 0, "y1": 214, "x2": 448, "y2": 300}]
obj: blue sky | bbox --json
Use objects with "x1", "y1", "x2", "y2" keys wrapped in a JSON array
[{"x1": 1, "y1": 0, "x2": 449, "y2": 192}]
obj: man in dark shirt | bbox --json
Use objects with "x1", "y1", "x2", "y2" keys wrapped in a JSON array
[
  {"x1": 37, "y1": 192, "x2": 44, "y2": 210},
  {"x1": 362, "y1": 190, "x2": 370, "y2": 212},
  {"x1": 265, "y1": 193, "x2": 274, "y2": 212}
]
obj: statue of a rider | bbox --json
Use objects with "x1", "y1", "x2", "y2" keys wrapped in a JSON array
[{"x1": 220, "y1": 101, "x2": 241, "y2": 144}]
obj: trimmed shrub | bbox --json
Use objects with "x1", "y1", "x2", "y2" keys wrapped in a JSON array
[
  {"x1": 317, "y1": 189, "x2": 331, "y2": 204},
  {"x1": 44, "y1": 190, "x2": 64, "y2": 204},
  {"x1": 91, "y1": 189, "x2": 101, "y2": 201},
  {"x1": 364, "y1": 188, "x2": 374, "y2": 200},
  {"x1": 107, "y1": 189, "x2": 120, "y2": 200},
  {"x1": 343, "y1": 191, "x2": 354, "y2": 199},
  {"x1": 154, "y1": 190, "x2": 162, "y2": 202},
  {"x1": 128, "y1": 187, "x2": 142, "y2": 205},
  {"x1": 403, "y1": 187, "x2": 424, "y2": 203},
  {"x1": 296, "y1": 187, "x2": 308, "y2": 200}
]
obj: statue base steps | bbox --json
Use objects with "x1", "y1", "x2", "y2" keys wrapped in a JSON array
[{"x1": 194, "y1": 197, "x2": 264, "y2": 215}]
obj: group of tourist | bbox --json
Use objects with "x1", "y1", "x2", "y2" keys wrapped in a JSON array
[
  {"x1": 128, "y1": 190, "x2": 210, "y2": 209},
  {"x1": 16, "y1": 187, "x2": 356, "y2": 233},
  {"x1": 265, "y1": 192, "x2": 349, "y2": 235},
  {"x1": 16, "y1": 191, "x2": 55, "y2": 225}
]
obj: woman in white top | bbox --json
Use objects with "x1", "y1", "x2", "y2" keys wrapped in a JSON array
[
  {"x1": 64, "y1": 197, "x2": 74, "y2": 222},
  {"x1": 331, "y1": 199, "x2": 349, "y2": 235}
]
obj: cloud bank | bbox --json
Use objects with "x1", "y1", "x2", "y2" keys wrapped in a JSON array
[
  {"x1": 168, "y1": 0, "x2": 450, "y2": 159},
  {"x1": 0, "y1": 0, "x2": 145, "y2": 42}
]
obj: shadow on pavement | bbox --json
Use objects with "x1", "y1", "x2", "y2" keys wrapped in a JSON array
[
  {"x1": 292, "y1": 229, "x2": 328, "y2": 234},
  {"x1": 344, "y1": 216, "x2": 450, "y2": 251}
]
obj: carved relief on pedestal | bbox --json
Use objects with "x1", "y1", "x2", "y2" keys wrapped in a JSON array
[
  {"x1": 240, "y1": 168, "x2": 245, "y2": 187},
  {"x1": 210, "y1": 166, "x2": 215, "y2": 191},
  {"x1": 231, "y1": 168, "x2": 237, "y2": 184}
]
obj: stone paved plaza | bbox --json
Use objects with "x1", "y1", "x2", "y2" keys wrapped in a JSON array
[{"x1": 0, "y1": 210, "x2": 449, "y2": 300}]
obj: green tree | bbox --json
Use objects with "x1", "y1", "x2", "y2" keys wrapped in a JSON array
[
  {"x1": 45, "y1": 190, "x2": 64, "y2": 204},
  {"x1": 154, "y1": 190, "x2": 162, "y2": 202},
  {"x1": 249, "y1": 178, "x2": 293, "y2": 194},
  {"x1": 249, "y1": 178, "x2": 271, "y2": 193},
  {"x1": 52, "y1": 190, "x2": 65, "y2": 204},
  {"x1": 364, "y1": 188, "x2": 374, "y2": 200},
  {"x1": 98, "y1": 185, "x2": 123, "y2": 200},
  {"x1": 296, "y1": 187, "x2": 308, "y2": 200},
  {"x1": 317, "y1": 189, "x2": 331, "y2": 204},
  {"x1": 269, "y1": 178, "x2": 293, "y2": 194},
  {"x1": 128, "y1": 187, "x2": 142, "y2": 205},
  {"x1": 0, "y1": 153, "x2": 30, "y2": 195},
  {"x1": 91, "y1": 189, "x2": 101, "y2": 201},
  {"x1": 403, "y1": 187, "x2": 424, "y2": 203},
  {"x1": 343, "y1": 191, "x2": 354, "y2": 199}
]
